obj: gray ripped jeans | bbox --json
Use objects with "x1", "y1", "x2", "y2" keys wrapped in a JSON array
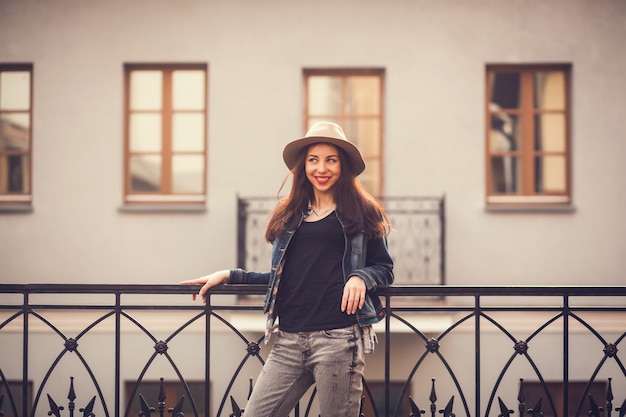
[{"x1": 243, "y1": 324, "x2": 365, "y2": 417}]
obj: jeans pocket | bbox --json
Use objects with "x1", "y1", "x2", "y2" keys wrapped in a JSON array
[{"x1": 322, "y1": 325, "x2": 356, "y2": 339}]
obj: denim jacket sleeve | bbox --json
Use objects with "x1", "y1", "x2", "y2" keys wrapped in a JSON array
[
  {"x1": 350, "y1": 235, "x2": 394, "y2": 291},
  {"x1": 228, "y1": 268, "x2": 271, "y2": 284}
]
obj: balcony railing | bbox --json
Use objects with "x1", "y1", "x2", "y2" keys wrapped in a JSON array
[{"x1": 0, "y1": 284, "x2": 625, "y2": 417}]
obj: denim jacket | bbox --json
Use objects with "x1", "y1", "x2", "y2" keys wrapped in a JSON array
[{"x1": 228, "y1": 209, "x2": 394, "y2": 344}]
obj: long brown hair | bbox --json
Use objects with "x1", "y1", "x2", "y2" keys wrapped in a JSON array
[{"x1": 265, "y1": 144, "x2": 390, "y2": 243}]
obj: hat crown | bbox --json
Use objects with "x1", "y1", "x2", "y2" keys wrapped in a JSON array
[{"x1": 304, "y1": 121, "x2": 347, "y2": 141}]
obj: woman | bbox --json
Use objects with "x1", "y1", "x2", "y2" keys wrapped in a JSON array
[{"x1": 181, "y1": 121, "x2": 394, "y2": 417}]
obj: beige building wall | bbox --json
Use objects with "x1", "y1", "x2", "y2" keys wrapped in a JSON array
[{"x1": 1, "y1": 0, "x2": 625, "y2": 286}]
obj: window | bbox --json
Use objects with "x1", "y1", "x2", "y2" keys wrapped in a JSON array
[
  {"x1": 486, "y1": 64, "x2": 571, "y2": 206},
  {"x1": 523, "y1": 380, "x2": 606, "y2": 417},
  {"x1": 0, "y1": 379, "x2": 33, "y2": 417},
  {"x1": 361, "y1": 381, "x2": 410, "y2": 417},
  {"x1": 304, "y1": 69, "x2": 384, "y2": 196},
  {"x1": 125, "y1": 380, "x2": 208, "y2": 416},
  {"x1": 124, "y1": 64, "x2": 208, "y2": 205},
  {"x1": 0, "y1": 64, "x2": 32, "y2": 207}
]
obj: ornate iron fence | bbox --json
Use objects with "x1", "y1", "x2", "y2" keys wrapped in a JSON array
[
  {"x1": 237, "y1": 196, "x2": 446, "y2": 285},
  {"x1": 0, "y1": 284, "x2": 625, "y2": 417}
]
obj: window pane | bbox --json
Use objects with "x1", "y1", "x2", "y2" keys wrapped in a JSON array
[
  {"x1": 172, "y1": 70, "x2": 205, "y2": 110},
  {"x1": 0, "y1": 71, "x2": 30, "y2": 110},
  {"x1": 175, "y1": 383, "x2": 206, "y2": 414},
  {"x1": 345, "y1": 118, "x2": 380, "y2": 157},
  {"x1": 0, "y1": 154, "x2": 30, "y2": 193},
  {"x1": 126, "y1": 381, "x2": 206, "y2": 416},
  {"x1": 535, "y1": 155, "x2": 566, "y2": 193},
  {"x1": 0, "y1": 114, "x2": 30, "y2": 151},
  {"x1": 172, "y1": 155, "x2": 203, "y2": 193},
  {"x1": 346, "y1": 76, "x2": 380, "y2": 114},
  {"x1": 534, "y1": 71, "x2": 565, "y2": 110},
  {"x1": 307, "y1": 117, "x2": 341, "y2": 129},
  {"x1": 489, "y1": 113, "x2": 521, "y2": 152},
  {"x1": 534, "y1": 113, "x2": 565, "y2": 152},
  {"x1": 490, "y1": 71, "x2": 520, "y2": 110},
  {"x1": 172, "y1": 113, "x2": 204, "y2": 152},
  {"x1": 490, "y1": 156, "x2": 521, "y2": 194},
  {"x1": 130, "y1": 113, "x2": 162, "y2": 152},
  {"x1": 308, "y1": 76, "x2": 342, "y2": 115},
  {"x1": 130, "y1": 155, "x2": 161, "y2": 192},
  {"x1": 130, "y1": 71, "x2": 162, "y2": 111},
  {"x1": 0, "y1": 380, "x2": 33, "y2": 417}
]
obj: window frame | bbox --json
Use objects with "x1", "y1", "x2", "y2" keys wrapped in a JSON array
[
  {"x1": 303, "y1": 68, "x2": 385, "y2": 196},
  {"x1": 0, "y1": 63, "x2": 33, "y2": 209},
  {"x1": 123, "y1": 63, "x2": 208, "y2": 206},
  {"x1": 485, "y1": 63, "x2": 572, "y2": 208}
]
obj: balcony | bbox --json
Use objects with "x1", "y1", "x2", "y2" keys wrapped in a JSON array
[
  {"x1": 1, "y1": 284, "x2": 625, "y2": 417},
  {"x1": 237, "y1": 196, "x2": 446, "y2": 286}
]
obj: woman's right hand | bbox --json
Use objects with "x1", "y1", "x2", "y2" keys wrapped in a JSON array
[{"x1": 179, "y1": 270, "x2": 230, "y2": 303}]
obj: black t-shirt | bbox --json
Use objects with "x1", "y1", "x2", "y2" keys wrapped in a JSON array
[{"x1": 277, "y1": 212, "x2": 357, "y2": 332}]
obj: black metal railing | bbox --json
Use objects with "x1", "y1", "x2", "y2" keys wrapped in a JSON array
[
  {"x1": 237, "y1": 196, "x2": 446, "y2": 285},
  {"x1": 0, "y1": 284, "x2": 625, "y2": 417}
]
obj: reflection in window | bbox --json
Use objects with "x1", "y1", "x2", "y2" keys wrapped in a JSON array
[
  {"x1": 490, "y1": 71, "x2": 520, "y2": 110},
  {"x1": 489, "y1": 110, "x2": 521, "y2": 193},
  {"x1": 124, "y1": 64, "x2": 207, "y2": 204},
  {"x1": 486, "y1": 65, "x2": 571, "y2": 205},
  {"x1": 0, "y1": 65, "x2": 32, "y2": 203},
  {"x1": 534, "y1": 71, "x2": 565, "y2": 110},
  {"x1": 130, "y1": 155, "x2": 161, "y2": 192},
  {"x1": 304, "y1": 69, "x2": 384, "y2": 196}
]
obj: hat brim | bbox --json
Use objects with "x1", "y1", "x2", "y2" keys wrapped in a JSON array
[{"x1": 282, "y1": 136, "x2": 366, "y2": 176}]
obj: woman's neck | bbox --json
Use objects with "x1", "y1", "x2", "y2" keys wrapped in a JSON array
[
  {"x1": 311, "y1": 193, "x2": 335, "y2": 210},
  {"x1": 308, "y1": 194, "x2": 336, "y2": 218}
]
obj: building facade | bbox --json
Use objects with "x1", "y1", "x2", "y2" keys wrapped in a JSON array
[{"x1": 1, "y1": 0, "x2": 625, "y2": 416}]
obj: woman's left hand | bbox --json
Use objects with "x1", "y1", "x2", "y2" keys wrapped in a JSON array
[{"x1": 341, "y1": 275, "x2": 366, "y2": 315}]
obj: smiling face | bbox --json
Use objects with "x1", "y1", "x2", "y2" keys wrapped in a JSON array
[{"x1": 305, "y1": 143, "x2": 342, "y2": 196}]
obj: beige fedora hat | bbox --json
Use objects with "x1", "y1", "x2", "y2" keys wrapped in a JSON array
[{"x1": 282, "y1": 121, "x2": 366, "y2": 175}]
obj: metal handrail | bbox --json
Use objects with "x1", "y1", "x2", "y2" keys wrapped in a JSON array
[{"x1": 0, "y1": 284, "x2": 625, "y2": 417}]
